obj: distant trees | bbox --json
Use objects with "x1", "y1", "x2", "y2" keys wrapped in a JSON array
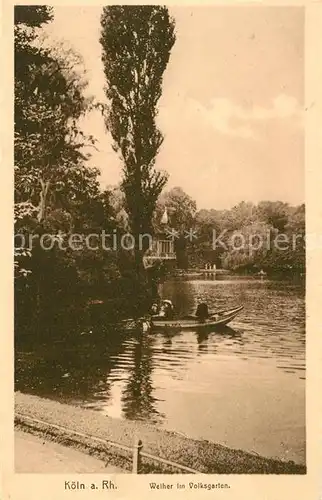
[
  {"x1": 100, "y1": 6, "x2": 176, "y2": 272},
  {"x1": 192, "y1": 209, "x2": 226, "y2": 268},
  {"x1": 150, "y1": 190, "x2": 304, "y2": 274},
  {"x1": 192, "y1": 201, "x2": 305, "y2": 275},
  {"x1": 156, "y1": 187, "x2": 197, "y2": 230},
  {"x1": 155, "y1": 187, "x2": 197, "y2": 268},
  {"x1": 256, "y1": 201, "x2": 290, "y2": 233}
]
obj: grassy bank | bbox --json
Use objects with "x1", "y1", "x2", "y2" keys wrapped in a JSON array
[{"x1": 15, "y1": 392, "x2": 306, "y2": 474}]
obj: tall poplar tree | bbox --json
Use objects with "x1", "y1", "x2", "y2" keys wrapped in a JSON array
[{"x1": 100, "y1": 6, "x2": 176, "y2": 272}]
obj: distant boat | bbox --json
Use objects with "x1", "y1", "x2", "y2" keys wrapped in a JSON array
[{"x1": 150, "y1": 305, "x2": 243, "y2": 330}]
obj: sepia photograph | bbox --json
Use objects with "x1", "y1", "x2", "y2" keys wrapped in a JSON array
[{"x1": 13, "y1": 4, "x2": 306, "y2": 476}]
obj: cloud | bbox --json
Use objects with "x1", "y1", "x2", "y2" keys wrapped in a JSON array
[
  {"x1": 159, "y1": 93, "x2": 303, "y2": 140},
  {"x1": 193, "y1": 94, "x2": 303, "y2": 138},
  {"x1": 250, "y1": 94, "x2": 302, "y2": 120}
]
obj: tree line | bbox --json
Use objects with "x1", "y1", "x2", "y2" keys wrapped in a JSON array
[
  {"x1": 190, "y1": 199, "x2": 305, "y2": 275},
  {"x1": 138, "y1": 186, "x2": 305, "y2": 274}
]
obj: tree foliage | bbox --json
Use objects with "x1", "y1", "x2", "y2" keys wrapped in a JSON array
[
  {"x1": 14, "y1": 6, "x2": 98, "y2": 273},
  {"x1": 154, "y1": 187, "x2": 197, "y2": 269},
  {"x1": 155, "y1": 187, "x2": 197, "y2": 231},
  {"x1": 192, "y1": 201, "x2": 305, "y2": 274},
  {"x1": 14, "y1": 7, "x2": 131, "y2": 340},
  {"x1": 100, "y1": 6, "x2": 176, "y2": 258},
  {"x1": 15, "y1": 24, "x2": 94, "y2": 222},
  {"x1": 14, "y1": 5, "x2": 53, "y2": 27}
]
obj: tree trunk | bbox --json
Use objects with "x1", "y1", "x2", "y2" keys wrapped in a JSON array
[
  {"x1": 175, "y1": 236, "x2": 188, "y2": 269},
  {"x1": 37, "y1": 179, "x2": 50, "y2": 223}
]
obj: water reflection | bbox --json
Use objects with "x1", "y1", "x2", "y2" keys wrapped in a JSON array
[
  {"x1": 160, "y1": 278, "x2": 305, "y2": 376},
  {"x1": 121, "y1": 333, "x2": 164, "y2": 423},
  {"x1": 196, "y1": 326, "x2": 243, "y2": 354},
  {"x1": 15, "y1": 277, "x2": 305, "y2": 463},
  {"x1": 15, "y1": 332, "x2": 128, "y2": 404}
]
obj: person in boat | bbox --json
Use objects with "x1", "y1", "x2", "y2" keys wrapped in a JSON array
[
  {"x1": 195, "y1": 299, "x2": 209, "y2": 322},
  {"x1": 158, "y1": 299, "x2": 174, "y2": 320},
  {"x1": 151, "y1": 302, "x2": 159, "y2": 315}
]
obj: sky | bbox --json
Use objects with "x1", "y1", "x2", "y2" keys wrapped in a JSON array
[{"x1": 44, "y1": 6, "x2": 304, "y2": 210}]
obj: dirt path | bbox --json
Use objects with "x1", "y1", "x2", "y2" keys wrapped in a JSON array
[
  {"x1": 15, "y1": 392, "x2": 306, "y2": 474},
  {"x1": 15, "y1": 430, "x2": 125, "y2": 473}
]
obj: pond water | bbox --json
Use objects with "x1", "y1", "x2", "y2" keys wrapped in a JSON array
[{"x1": 15, "y1": 276, "x2": 305, "y2": 465}]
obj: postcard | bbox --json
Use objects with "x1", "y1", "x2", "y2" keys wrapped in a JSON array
[{"x1": 1, "y1": 1, "x2": 322, "y2": 499}]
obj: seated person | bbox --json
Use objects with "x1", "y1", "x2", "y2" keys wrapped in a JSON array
[
  {"x1": 195, "y1": 302, "x2": 209, "y2": 321},
  {"x1": 151, "y1": 302, "x2": 160, "y2": 315},
  {"x1": 159, "y1": 300, "x2": 174, "y2": 320}
]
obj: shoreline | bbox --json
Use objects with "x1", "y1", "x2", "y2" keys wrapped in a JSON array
[{"x1": 15, "y1": 392, "x2": 306, "y2": 474}]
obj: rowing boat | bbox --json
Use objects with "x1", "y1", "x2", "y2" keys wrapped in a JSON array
[{"x1": 151, "y1": 305, "x2": 243, "y2": 330}]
